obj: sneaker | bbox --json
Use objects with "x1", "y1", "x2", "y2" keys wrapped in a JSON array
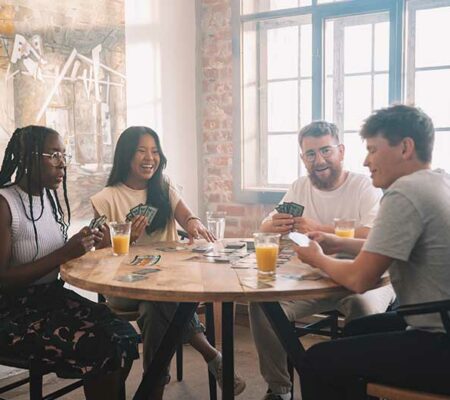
[
  {"x1": 262, "y1": 389, "x2": 292, "y2": 400},
  {"x1": 208, "y1": 352, "x2": 246, "y2": 396}
]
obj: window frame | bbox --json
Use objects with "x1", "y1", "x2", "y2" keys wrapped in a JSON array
[{"x1": 232, "y1": 0, "x2": 403, "y2": 203}]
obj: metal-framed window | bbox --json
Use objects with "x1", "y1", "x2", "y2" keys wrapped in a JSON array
[{"x1": 233, "y1": 0, "x2": 447, "y2": 203}]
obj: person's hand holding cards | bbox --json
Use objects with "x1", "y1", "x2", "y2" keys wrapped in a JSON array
[
  {"x1": 88, "y1": 214, "x2": 108, "y2": 248},
  {"x1": 125, "y1": 203, "x2": 158, "y2": 244},
  {"x1": 267, "y1": 201, "x2": 305, "y2": 234},
  {"x1": 289, "y1": 231, "x2": 324, "y2": 268}
]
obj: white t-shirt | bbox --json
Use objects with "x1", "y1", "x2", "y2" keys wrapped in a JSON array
[{"x1": 264, "y1": 172, "x2": 382, "y2": 228}]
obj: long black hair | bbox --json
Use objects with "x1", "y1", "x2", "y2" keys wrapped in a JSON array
[
  {"x1": 107, "y1": 126, "x2": 171, "y2": 234},
  {"x1": 0, "y1": 126, "x2": 70, "y2": 259}
]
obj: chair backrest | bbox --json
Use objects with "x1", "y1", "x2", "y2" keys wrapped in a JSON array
[{"x1": 367, "y1": 383, "x2": 450, "y2": 400}]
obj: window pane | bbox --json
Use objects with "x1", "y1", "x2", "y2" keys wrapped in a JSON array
[
  {"x1": 343, "y1": 133, "x2": 368, "y2": 175},
  {"x1": 433, "y1": 131, "x2": 450, "y2": 172},
  {"x1": 344, "y1": 24, "x2": 372, "y2": 73},
  {"x1": 374, "y1": 21, "x2": 389, "y2": 71},
  {"x1": 268, "y1": 134, "x2": 299, "y2": 184},
  {"x1": 300, "y1": 78, "x2": 312, "y2": 126},
  {"x1": 300, "y1": 24, "x2": 312, "y2": 77},
  {"x1": 268, "y1": 26, "x2": 299, "y2": 80},
  {"x1": 415, "y1": 6, "x2": 450, "y2": 68},
  {"x1": 415, "y1": 69, "x2": 450, "y2": 127},
  {"x1": 241, "y1": 0, "x2": 311, "y2": 15},
  {"x1": 344, "y1": 75, "x2": 371, "y2": 131},
  {"x1": 268, "y1": 80, "x2": 298, "y2": 131},
  {"x1": 373, "y1": 73, "x2": 389, "y2": 111}
]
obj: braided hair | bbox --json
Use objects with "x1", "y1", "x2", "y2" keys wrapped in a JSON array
[{"x1": 0, "y1": 126, "x2": 71, "y2": 259}]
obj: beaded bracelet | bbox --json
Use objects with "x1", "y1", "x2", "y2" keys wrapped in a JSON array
[{"x1": 185, "y1": 216, "x2": 201, "y2": 226}]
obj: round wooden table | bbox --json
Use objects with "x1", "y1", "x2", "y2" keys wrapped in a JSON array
[{"x1": 61, "y1": 241, "x2": 389, "y2": 400}]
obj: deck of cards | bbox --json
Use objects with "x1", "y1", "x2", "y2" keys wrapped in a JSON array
[
  {"x1": 126, "y1": 203, "x2": 158, "y2": 224},
  {"x1": 89, "y1": 215, "x2": 107, "y2": 230},
  {"x1": 275, "y1": 202, "x2": 304, "y2": 217}
]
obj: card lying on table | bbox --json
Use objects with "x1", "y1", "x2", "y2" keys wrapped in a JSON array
[
  {"x1": 115, "y1": 274, "x2": 148, "y2": 282},
  {"x1": 129, "y1": 255, "x2": 161, "y2": 266}
]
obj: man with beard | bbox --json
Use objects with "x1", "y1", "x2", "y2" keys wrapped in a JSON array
[{"x1": 250, "y1": 121, "x2": 395, "y2": 400}]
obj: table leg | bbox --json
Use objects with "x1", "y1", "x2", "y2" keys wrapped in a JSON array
[
  {"x1": 259, "y1": 302, "x2": 307, "y2": 374},
  {"x1": 206, "y1": 303, "x2": 218, "y2": 400},
  {"x1": 133, "y1": 302, "x2": 199, "y2": 400},
  {"x1": 222, "y1": 302, "x2": 234, "y2": 400}
]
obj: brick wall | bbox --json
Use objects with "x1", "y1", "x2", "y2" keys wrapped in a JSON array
[{"x1": 199, "y1": 0, "x2": 276, "y2": 237}]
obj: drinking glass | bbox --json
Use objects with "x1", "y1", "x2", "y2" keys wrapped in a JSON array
[
  {"x1": 109, "y1": 222, "x2": 131, "y2": 256},
  {"x1": 253, "y1": 233, "x2": 280, "y2": 276},
  {"x1": 206, "y1": 211, "x2": 226, "y2": 240},
  {"x1": 334, "y1": 218, "x2": 356, "y2": 238}
]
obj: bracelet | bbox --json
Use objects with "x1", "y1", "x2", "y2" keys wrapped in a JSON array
[{"x1": 185, "y1": 216, "x2": 201, "y2": 226}]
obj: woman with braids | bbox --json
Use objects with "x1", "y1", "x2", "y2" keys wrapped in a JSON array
[
  {"x1": 0, "y1": 126, "x2": 139, "y2": 400},
  {"x1": 91, "y1": 126, "x2": 246, "y2": 399}
]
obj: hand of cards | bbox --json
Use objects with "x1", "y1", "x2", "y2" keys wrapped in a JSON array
[
  {"x1": 126, "y1": 203, "x2": 158, "y2": 224},
  {"x1": 89, "y1": 215, "x2": 107, "y2": 229},
  {"x1": 275, "y1": 202, "x2": 304, "y2": 217}
]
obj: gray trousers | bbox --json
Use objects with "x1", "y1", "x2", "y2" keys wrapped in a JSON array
[
  {"x1": 248, "y1": 285, "x2": 396, "y2": 395},
  {"x1": 107, "y1": 296, "x2": 204, "y2": 383}
]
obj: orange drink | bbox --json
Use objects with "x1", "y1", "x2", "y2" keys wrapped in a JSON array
[
  {"x1": 255, "y1": 245, "x2": 279, "y2": 274},
  {"x1": 109, "y1": 222, "x2": 131, "y2": 256},
  {"x1": 253, "y1": 233, "x2": 280, "y2": 276},
  {"x1": 334, "y1": 218, "x2": 356, "y2": 239},
  {"x1": 112, "y1": 234, "x2": 130, "y2": 255},
  {"x1": 335, "y1": 228, "x2": 355, "y2": 238}
]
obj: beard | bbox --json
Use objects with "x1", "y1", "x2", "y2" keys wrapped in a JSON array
[{"x1": 308, "y1": 162, "x2": 343, "y2": 190}]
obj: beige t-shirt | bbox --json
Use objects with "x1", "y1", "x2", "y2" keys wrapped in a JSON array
[{"x1": 90, "y1": 180, "x2": 181, "y2": 244}]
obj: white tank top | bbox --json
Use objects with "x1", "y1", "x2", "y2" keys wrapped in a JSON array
[{"x1": 0, "y1": 185, "x2": 65, "y2": 285}]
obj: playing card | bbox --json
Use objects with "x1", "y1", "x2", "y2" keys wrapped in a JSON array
[
  {"x1": 143, "y1": 205, "x2": 158, "y2": 225},
  {"x1": 156, "y1": 246, "x2": 187, "y2": 252},
  {"x1": 132, "y1": 267, "x2": 161, "y2": 275},
  {"x1": 115, "y1": 274, "x2": 148, "y2": 282},
  {"x1": 129, "y1": 255, "x2": 161, "y2": 266},
  {"x1": 89, "y1": 215, "x2": 107, "y2": 229},
  {"x1": 192, "y1": 244, "x2": 214, "y2": 253}
]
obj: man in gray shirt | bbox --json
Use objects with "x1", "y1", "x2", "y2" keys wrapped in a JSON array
[{"x1": 295, "y1": 104, "x2": 450, "y2": 399}]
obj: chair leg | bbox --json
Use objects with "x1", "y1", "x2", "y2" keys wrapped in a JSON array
[
  {"x1": 206, "y1": 302, "x2": 217, "y2": 400},
  {"x1": 176, "y1": 343, "x2": 183, "y2": 381},
  {"x1": 29, "y1": 369, "x2": 43, "y2": 400},
  {"x1": 288, "y1": 357, "x2": 294, "y2": 399}
]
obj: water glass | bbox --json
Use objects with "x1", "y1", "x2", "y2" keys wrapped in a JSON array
[
  {"x1": 253, "y1": 233, "x2": 280, "y2": 276},
  {"x1": 334, "y1": 218, "x2": 356, "y2": 238},
  {"x1": 109, "y1": 221, "x2": 131, "y2": 256},
  {"x1": 206, "y1": 211, "x2": 226, "y2": 240}
]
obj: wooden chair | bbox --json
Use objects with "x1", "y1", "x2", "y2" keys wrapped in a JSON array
[
  {"x1": 367, "y1": 383, "x2": 450, "y2": 400},
  {"x1": 0, "y1": 355, "x2": 83, "y2": 400},
  {"x1": 365, "y1": 299, "x2": 450, "y2": 400}
]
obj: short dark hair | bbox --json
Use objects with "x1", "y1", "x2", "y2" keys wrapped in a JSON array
[
  {"x1": 360, "y1": 104, "x2": 434, "y2": 163},
  {"x1": 298, "y1": 121, "x2": 340, "y2": 147}
]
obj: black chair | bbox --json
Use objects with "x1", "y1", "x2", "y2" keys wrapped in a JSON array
[
  {"x1": 364, "y1": 299, "x2": 450, "y2": 400},
  {"x1": 0, "y1": 355, "x2": 83, "y2": 400}
]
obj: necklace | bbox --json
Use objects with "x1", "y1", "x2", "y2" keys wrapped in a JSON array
[{"x1": 13, "y1": 186, "x2": 44, "y2": 222}]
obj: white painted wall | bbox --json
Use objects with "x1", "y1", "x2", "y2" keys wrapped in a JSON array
[{"x1": 125, "y1": 0, "x2": 199, "y2": 213}]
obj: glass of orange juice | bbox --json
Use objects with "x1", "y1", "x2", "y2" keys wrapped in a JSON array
[
  {"x1": 109, "y1": 222, "x2": 131, "y2": 256},
  {"x1": 334, "y1": 218, "x2": 356, "y2": 238},
  {"x1": 253, "y1": 233, "x2": 280, "y2": 276}
]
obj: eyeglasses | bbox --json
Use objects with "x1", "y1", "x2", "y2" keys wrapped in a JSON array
[
  {"x1": 301, "y1": 144, "x2": 340, "y2": 162},
  {"x1": 41, "y1": 152, "x2": 72, "y2": 166}
]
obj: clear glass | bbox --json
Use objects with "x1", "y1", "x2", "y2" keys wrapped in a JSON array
[
  {"x1": 334, "y1": 218, "x2": 356, "y2": 238},
  {"x1": 241, "y1": 0, "x2": 311, "y2": 15},
  {"x1": 268, "y1": 134, "x2": 299, "y2": 185},
  {"x1": 415, "y1": 6, "x2": 450, "y2": 68},
  {"x1": 432, "y1": 131, "x2": 450, "y2": 172},
  {"x1": 253, "y1": 232, "x2": 280, "y2": 275},
  {"x1": 109, "y1": 222, "x2": 131, "y2": 256},
  {"x1": 268, "y1": 80, "x2": 298, "y2": 131},
  {"x1": 206, "y1": 211, "x2": 226, "y2": 240},
  {"x1": 268, "y1": 25, "x2": 298, "y2": 80},
  {"x1": 415, "y1": 69, "x2": 450, "y2": 127}
]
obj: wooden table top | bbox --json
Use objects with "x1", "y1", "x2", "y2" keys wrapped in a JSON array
[{"x1": 61, "y1": 241, "x2": 389, "y2": 303}]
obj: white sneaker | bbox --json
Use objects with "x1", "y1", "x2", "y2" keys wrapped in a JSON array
[{"x1": 208, "y1": 352, "x2": 246, "y2": 396}]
